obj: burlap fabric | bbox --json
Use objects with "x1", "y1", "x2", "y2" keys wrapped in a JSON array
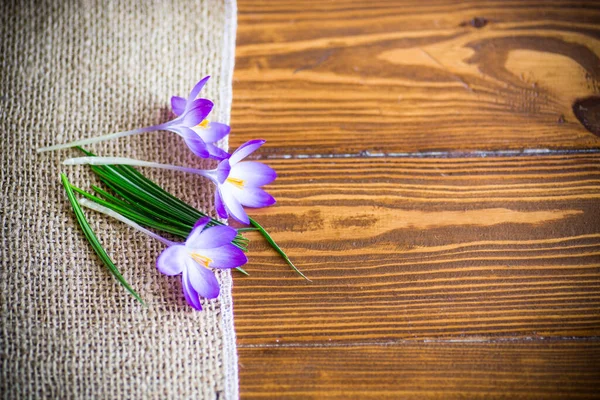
[{"x1": 0, "y1": 0, "x2": 239, "y2": 398}]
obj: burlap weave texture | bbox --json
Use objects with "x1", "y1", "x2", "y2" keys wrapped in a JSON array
[{"x1": 1, "y1": 0, "x2": 239, "y2": 398}]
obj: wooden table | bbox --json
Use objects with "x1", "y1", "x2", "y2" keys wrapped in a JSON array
[{"x1": 230, "y1": 1, "x2": 600, "y2": 398}]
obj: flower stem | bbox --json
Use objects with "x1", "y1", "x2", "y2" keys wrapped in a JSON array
[
  {"x1": 63, "y1": 156, "x2": 217, "y2": 181},
  {"x1": 79, "y1": 198, "x2": 178, "y2": 247},
  {"x1": 37, "y1": 124, "x2": 166, "y2": 153}
]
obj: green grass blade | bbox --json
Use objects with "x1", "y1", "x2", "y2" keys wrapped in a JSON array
[
  {"x1": 78, "y1": 149, "x2": 243, "y2": 233},
  {"x1": 117, "y1": 164, "x2": 215, "y2": 223},
  {"x1": 94, "y1": 166, "x2": 198, "y2": 225},
  {"x1": 60, "y1": 173, "x2": 144, "y2": 304},
  {"x1": 77, "y1": 148, "x2": 223, "y2": 226},
  {"x1": 249, "y1": 217, "x2": 310, "y2": 281},
  {"x1": 117, "y1": 166, "x2": 203, "y2": 211},
  {"x1": 91, "y1": 185, "x2": 192, "y2": 230},
  {"x1": 75, "y1": 147, "x2": 253, "y2": 273},
  {"x1": 237, "y1": 227, "x2": 259, "y2": 232},
  {"x1": 70, "y1": 185, "x2": 192, "y2": 237}
]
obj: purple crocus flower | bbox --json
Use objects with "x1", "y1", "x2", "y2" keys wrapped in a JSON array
[
  {"x1": 77, "y1": 199, "x2": 248, "y2": 310},
  {"x1": 168, "y1": 76, "x2": 231, "y2": 160},
  {"x1": 214, "y1": 140, "x2": 277, "y2": 225},
  {"x1": 37, "y1": 76, "x2": 230, "y2": 160},
  {"x1": 63, "y1": 139, "x2": 278, "y2": 225},
  {"x1": 170, "y1": 76, "x2": 231, "y2": 161},
  {"x1": 156, "y1": 217, "x2": 247, "y2": 310}
]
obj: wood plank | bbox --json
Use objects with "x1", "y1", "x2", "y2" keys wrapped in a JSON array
[
  {"x1": 233, "y1": 154, "x2": 600, "y2": 344},
  {"x1": 238, "y1": 341, "x2": 600, "y2": 399},
  {"x1": 232, "y1": 0, "x2": 600, "y2": 155}
]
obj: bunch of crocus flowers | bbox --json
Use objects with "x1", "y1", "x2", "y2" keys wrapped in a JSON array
[{"x1": 40, "y1": 76, "x2": 306, "y2": 310}]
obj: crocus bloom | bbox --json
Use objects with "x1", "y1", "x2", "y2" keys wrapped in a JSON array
[
  {"x1": 63, "y1": 155, "x2": 231, "y2": 185},
  {"x1": 214, "y1": 140, "x2": 276, "y2": 224},
  {"x1": 157, "y1": 217, "x2": 247, "y2": 310},
  {"x1": 63, "y1": 139, "x2": 277, "y2": 225},
  {"x1": 79, "y1": 196, "x2": 248, "y2": 310},
  {"x1": 37, "y1": 76, "x2": 230, "y2": 160},
  {"x1": 170, "y1": 76, "x2": 230, "y2": 160}
]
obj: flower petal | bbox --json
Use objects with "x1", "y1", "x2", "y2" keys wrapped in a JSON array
[
  {"x1": 232, "y1": 186, "x2": 276, "y2": 208},
  {"x1": 156, "y1": 244, "x2": 187, "y2": 276},
  {"x1": 214, "y1": 190, "x2": 228, "y2": 219},
  {"x1": 183, "y1": 99, "x2": 214, "y2": 127},
  {"x1": 181, "y1": 132, "x2": 210, "y2": 159},
  {"x1": 182, "y1": 268, "x2": 202, "y2": 310},
  {"x1": 192, "y1": 122, "x2": 231, "y2": 144},
  {"x1": 187, "y1": 262, "x2": 220, "y2": 299},
  {"x1": 230, "y1": 161, "x2": 277, "y2": 187},
  {"x1": 221, "y1": 187, "x2": 249, "y2": 224},
  {"x1": 191, "y1": 225, "x2": 237, "y2": 249},
  {"x1": 206, "y1": 143, "x2": 230, "y2": 161},
  {"x1": 186, "y1": 217, "x2": 211, "y2": 247},
  {"x1": 215, "y1": 159, "x2": 231, "y2": 184},
  {"x1": 187, "y1": 75, "x2": 210, "y2": 104},
  {"x1": 171, "y1": 96, "x2": 187, "y2": 116},
  {"x1": 201, "y1": 244, "x2": 248, "y2": 270},
  {"x1": 228, "y1": 139, "x2": 266, "y2": 166},
  {"x1": 192, "y1": 217, "x2": 211, "y2": 231}
]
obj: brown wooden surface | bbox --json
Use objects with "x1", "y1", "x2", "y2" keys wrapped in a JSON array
[
  {"x1": 231, "y1": 1, "x2": 600, "y2": 398},
  {"x1": 238, "y1": 342, "x2": 600, "y2": 399}
]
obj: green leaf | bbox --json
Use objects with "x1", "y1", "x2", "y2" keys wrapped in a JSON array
[
  {"x1": 249, "y1": 217, "x2": 310, "y2": 281},
  {"x1": 60, "y1": 173, "x2": 145, "y2": 304},
  {"x1": 237, "y1": 227, "x2": 260, "y2": 232},
  {"x1": 235, "y1": 266, "x2": 250, "y2": 276},
  {"x1": 76, "y1": 148, "x2": 247, "y2": 243},
  {"x1": 70, "y1": 185, "x2": 191, "y2": 237},
  {"x1": 75, "y1": 147, "x2": 305, "y2": 279}
]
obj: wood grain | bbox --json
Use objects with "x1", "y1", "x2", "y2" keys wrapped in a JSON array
[
  {"x1": 233, "y1": 154, "x2": 600, "y2": 397},
  {"x1": 232, "y1": 0, "x2": 600, "y2": 156},
  {"x1": 239, "y1": 342, "x2": 600, "y2": 399},
  {"x1": 231, "y1": 0, "x2": 600, "y2": 398},
  {"x1": 234, "y1": 155, "x2": 600, "y2": 344}
]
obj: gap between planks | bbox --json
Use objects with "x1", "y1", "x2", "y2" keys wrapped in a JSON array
[
  {"x1": 257, "y1": 148, "x2": 600, "y2": 160},
  {"x1": 238, "y1": 336, "x2": 600, "y2": 349}
]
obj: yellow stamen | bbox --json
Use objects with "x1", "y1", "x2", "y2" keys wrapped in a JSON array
[
  {"x1": 226, "y1": 177, "x2": 245, "y2": 189},
  {"x1": 190, "y1": 253, "x2": 213, "y2": 268},
  {"x1": 196, "y1": 119, "x2": 210, "y2": 129}
]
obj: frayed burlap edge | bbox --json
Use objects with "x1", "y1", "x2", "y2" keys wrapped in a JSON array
[{"x1": 218, "y1": 1, "x2": 240, "y2": 398}]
